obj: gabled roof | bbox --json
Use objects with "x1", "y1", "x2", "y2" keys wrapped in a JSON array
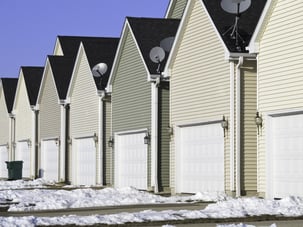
[
  {"x1": 21, "y1": 67, "x2": 44, "y2": 106},
  {"x1": 127, "y1": 17, "x2": 180, "y2": 75},
  {"x1": 82, "y1": 38, "x2": 119, "y2": 90},
  {"x1": 0, "y1": 78, "x2": 18, "y2": 113},
  {"x1": 57, "y1": 36, "x2": 112, "y2": 58},
  {"x1": 48, "y1": 56, "x2": 75, "y2": 100},
  {"x1": 202, "y1": 0, "x2": 267, "y2": 53}
]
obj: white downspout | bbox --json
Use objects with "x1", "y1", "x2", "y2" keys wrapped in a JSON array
[
  {"x1": 98, "y1": 91, "x2": 105, "y2": 186},
  {"x1": 60, "y1": 104, "x2": 66, "y2": 182},
  {"x1": 151, "y1": 77, "x2": 160, "y2": 193},
  {"x1": 236, "y1": 56, "x2": 244, "y2": 197},
  {"x1": 229, "y1": 62, "x2": 235, "y2": 193}
]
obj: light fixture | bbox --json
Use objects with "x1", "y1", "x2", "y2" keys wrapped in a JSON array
[
  {"x1": 55, "y1": 138, "x2": 60, "y2": 146},
  {"x1": 255, "y1": 112, "x2": 263, "y2": 135},
  {"x1": 108, "y1": 137, "x2": 114, "y2": 148},
  {"x1": 27, "y1": 139, "x2": 32, "y2": 147},
  {"x1": 67, "y1": 137, "x2": 72, "y2": 145},
  {"x1": 144, "y1": 133, "x2": 150, "y2": 145},
  {"x1": 221, "y1": 116, "x2": 228, "y2": 137},
  {"x1": 93, "y1": 133, "x2": 98, "y2": 143},
  {"x1": 6, "y1": 143, "x2": 9, "y2": 149},
  {"x1": 167, "y1": 125, "x2": 174, "y2": 136}
]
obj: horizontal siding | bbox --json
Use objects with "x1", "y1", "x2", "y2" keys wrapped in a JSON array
[
  {"x1": 15, "y1": 75, "x2": 33, "y2": 141},
  {"x1": 112, "y1": 31, "x2": 151, "y2": 133},
  {"x1": 0, "y1": 91, "x2": 9, "y2": 144},
  {"x1": 39, "y1": 66, "x2": 61, "y2": 139},
  {"x1": 258, "y1": 0, "x2": 303, "y2": 194},
  {"x1": 241, "y1": 60, "x2": 257, "y2": 192},
  {"x1": 70, "y1": 50, "x2": 99, "y2": 137},
  {"x1": 170, "y1": 0, "x2": 230, "y2": 192},
  {"x1": 104, "y1": 101, "x2": 112, "y2": 186},
  {"x1": 159, "y1": 82, "x2": 170, "y2": 190},
  {"x1": 168, "y1": 0, "x2": 188, "y2": 19}
]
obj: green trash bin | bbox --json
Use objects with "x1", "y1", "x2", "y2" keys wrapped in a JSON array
[{"x1": 6, "y1": 161, "x2": 23, "y2": 180}]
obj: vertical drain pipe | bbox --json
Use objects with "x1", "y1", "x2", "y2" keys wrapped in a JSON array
[
  {"x1": 151, "y1": 77, "x2": 160, "y2": 193},
  {"x1": 230, "y1": 62, "x2": 235, "y2": 193},
  {"x1": 236, "y1": 56, "x2": 244, "y2": 197}
]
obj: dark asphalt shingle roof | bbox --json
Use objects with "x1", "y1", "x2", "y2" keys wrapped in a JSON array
[
  {"x1": 203, "y1": 0, "x2": 267, "y2": 52},
  {"x1": 127, "y1": 17, "x2": 180, "y2": 74},
  {"x1": 21, "y1": 67, "x2": 44, "y2": 106},
  {"x1": 48, "y1": 56, "x2": 74, "y2": 100},
  {"x1": 1, "y1": 78, "x2": 18, "y2": 113},
  {"x1": 82, "y1": 38, "x2": 119, "y2": 90},
  {"x1": 57, "y1": 36, "x2": 114, "y2": 58}
]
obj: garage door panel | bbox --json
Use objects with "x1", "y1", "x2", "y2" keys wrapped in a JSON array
[
  {"x1": 0, "y1": 146, "x2": 8, "y2": 178},
  {"x1": 16, "y1": 141, "x2": 30, "y2": 178},
  {"x1": 270, "y1": 113, "x2": 303, "y2": 198},
  {"x1": 115, "y1": 132, "x2": 147, "y2": 190},
  {"x1": 176, "y1": 123, "x2": 224, "y2": 193},
  {"x1": 73, "y1": 138, "x2": 96, "y2": 186},
  {"x1": 41, "y1": 140, "x2": 59, "y2": 181}
]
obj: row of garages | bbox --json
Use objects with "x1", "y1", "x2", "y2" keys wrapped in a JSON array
[{"x1": 1, "y1": 0, "x2": 303, "y2": 200}]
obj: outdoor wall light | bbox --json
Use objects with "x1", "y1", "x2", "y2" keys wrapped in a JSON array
[
  {"x1": 108, "y1": 137, "x2": 114, "y2": 148},
  {"x1": 144, "y1": 133, "x2": 150, "y2": 145},
  {"x1": 6, "y1": 143, "x2": 9, "y2": 149},
  {"x1": 55, "y1": 138, "x2": 60, "y2": 146},
  {"x1": 167, "y1": 126, "x2": 174, "y2": 136},
  {"x1": 255, "y1": 112, "x2": 263, "y2": 135},
  {"x1": 27, "y1": 139, "x2": 32, "y2": 147},
  {"x1": 93, "y1": 133, "x2": 98, "y2": 144},
  {"x1": 221, "y1": 116, "x2": 228, "y2": 137},
  {"x1": 67, "y1": 137, "x2": 72, "y2": 145}
]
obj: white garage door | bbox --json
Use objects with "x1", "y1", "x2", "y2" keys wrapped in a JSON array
[
  {"x1": 269, "y1": 113, "x2": 303, "y2": 198},
  {"x1": 73, "y1": 138, "x2": 96, "y2": 186},
  {"x1": 15, "y1": 141, "x2": 31, "y2": 178},
  {"x1": 41, "y1": 140, "x2": 59, "y2": 181},
  {"x1": 115, "y1": 132, "x2": 148, "y2": 190},
  {"x1": 176, "y1": 123, "x2": 224, "y2": 193},
  {"x1": 0, "y1": 145, "x2": 8, "y2": 178}
]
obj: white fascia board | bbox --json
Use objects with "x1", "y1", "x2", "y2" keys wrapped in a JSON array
[
  {"x1": 36, "y1": 57, "x2": 50, "y2": 105},
  {"x1": 247, "y1": 0, "x2": 274, "y2": 54},
  {"x1": 66, "y1": 42, "x2": 84, "y2": 101},
  {"x1": 53, "y1": 36, "x2": 64, "y2": 56},
  {"x1": 165, "y1": 0, "x2": 231, "y2": 74},
  {"x1": 165, "y1": 0, "x2": 177, "y2": 18},
  {"x1": 127, "y1": 19, "x2": 151, "y2": 81},
  {"x1": 164, "y1": 0, "x2": 193, "y2": 75},
  {"x1": 11, "y1": 68, "x2": 23, "y2": 112},
  {"x1": 107, "y1": 20, "x2": 129, "y2": 90}
]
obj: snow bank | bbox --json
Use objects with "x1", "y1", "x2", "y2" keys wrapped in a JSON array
[
  {"x1": 217, "y1": 224, "x2": 276, "y2": 227},
  {"x1": 0, "y1": 178, "x2": 51, "y2": 190},
  {"x1": 3, "y1": 187, "x2": 227, "y2": 211}
]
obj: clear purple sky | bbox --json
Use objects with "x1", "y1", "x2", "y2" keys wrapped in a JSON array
[{"x1": 0, "y1": 0, "x2": 170, "y2": 78}]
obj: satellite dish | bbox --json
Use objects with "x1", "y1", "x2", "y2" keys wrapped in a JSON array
[
  {"x1": 149, "y1": 46, "x2": 165, "y2": 64},
  {"x1": 221, "y1": 0, "x2": 251, "y2": 14},
  {"x1": 92, "y1": 63, "x2": 108, "y2": 78},
  {"x1": 160, "y1": 37, "x2": 175, "y2": 52}
]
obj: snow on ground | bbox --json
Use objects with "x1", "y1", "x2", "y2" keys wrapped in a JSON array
[
  {"x1": 218, "y1": 224, "x2": 276, "y2": 227},
  {"x1": 0, "y1": 178, "x2": 52, "y2": 190},
  {"x1": 0, "y1": 180, "x2": 302, "y2": 226}
]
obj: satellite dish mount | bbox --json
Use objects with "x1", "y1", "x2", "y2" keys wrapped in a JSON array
[
  {"x1": 92, "y1": 63, "x2": 108, "y2": 87},
  {"x1": 149, "y1": 46, "x2": 165, "y2": 74},
  {"x1": 221, "y1": 0, "x2": 251, "y2": 51}
]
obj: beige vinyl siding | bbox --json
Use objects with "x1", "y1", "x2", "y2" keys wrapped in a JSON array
[
  {"x1": 159, "y1": 82, "x2": 170, "y2": 190},
  {"x1": 112, "y1": 32, "x2": 151, "y2": 133},
  {"x1": 112, "y1": 30, "x2": 151, "y2": 187},
  {"x1": 0, "y1": 91, "x2": 9, "y2": 144},
  {"x1": 53, "y1": 40, "x2": 64, "y2": 56},
  {"x1": 14, "y1": 75, "x2": 33, "y2": 142},
  {"x1": 170, "y1": 0, "x2": 230, "y2": 192},
  {"x1": 104, "y1": 100, "x2": 112, "y2": 186},
  {"x1": 69, "y1": 48, "x2": 101, "y2": 184},
  {"x1": 167, "y1": 0, "x2": 188, "y2": 19},
  {"x1": 39, "y1": 66, "x2": 61, "y2": 139},
  {"x1": 70, "y1": 50, "x2": 99, "y2": 137},
  {"x1": 241, "y1": 60, "x2": 257, "y2": 193},
  {"x1": 257, "y1": 0, "x2": 303, "y2": 194}
]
